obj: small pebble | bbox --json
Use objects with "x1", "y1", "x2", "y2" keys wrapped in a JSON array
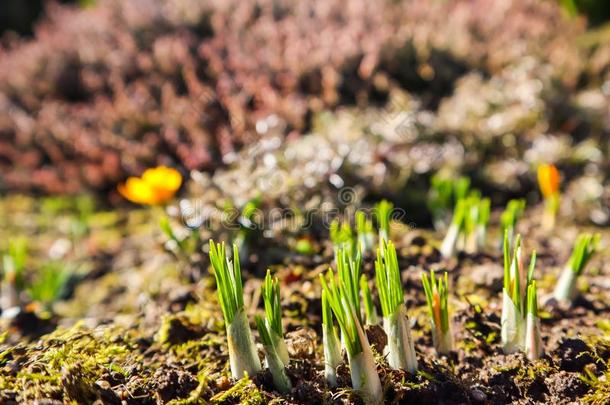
[
  {"x1": 471, "y1": 388, "x2": 487, "y2": 402},
  {"x1": 96, "y1": 380, "x2": 111, "y2": 390}
]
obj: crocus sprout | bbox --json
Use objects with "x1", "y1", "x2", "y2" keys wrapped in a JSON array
[
  {"x1": 537, "y1": 163, "x2": 560, "y2": 231},
  {"x1": 1, "y1": 238, "x2": 27, "y2": 311},
  {"x1": 320, "y1": 270, "x2": 383, "y2": 405},
  {"x1": 463, "y1": 195, "x2": 490, "y2": 254},
  {"x1": 440, "y1": 199, "x2": 467, "y2": 259},
  {"x1": 322, "y1": 289, "x2": 342, "y2": 387},
  {"x1": 427, "y1": 174, "x2": 471, "y2": 231},
  {"x1": 454, "y1": 176, "x2": 471, "y2": 201},
  {"x1": 330, "y1": 219, "x2": 355, "y2": 260},
  {"x1": 336, "y1": 247, "x2": 363, "y2": 325},
  {"x1": 500, "y1": 199, "x2": 526, "y2": 247},
  {"x1": 255, "y1": 315, "x2": 292, "y2": 394},
  {"x1": 360, "y1": 274, "x2": 379, "y2": 325},
  {"x1": 375, "y1": 241, "x2": 418, "y2": 372},
  {"x1": 475, "y1": 198, "x2": 491, "y2": 251},
  {"x1": 442, "y1": 193, "x2": 491, "y2": 257},
  {"x1": 525, "y1": 281, "x2": 543, "y2": 361},
  {"x1": 261, "y1": 270, "x2": 289, "y2": 365},
  {"x1": 118, "y1": 166, "x2": 182, "y2": 205},
  {"x1": 553, "y1": 233, "x2": 600, "y2": 304},
  {"x1": 421, "y1": 270, "x2": 453, "y2": 355},
  {"x1": 501, "y1": 232, "x2": 537, "y2": 354},
  {"x1": 356, "y1": 211, "x2": 375, "y2": 253},
  {"x1": 375, "y1": 200, "x2": 393, "y2": 243},
  {"x1": 208, "y1": 240, "x2": 261, "y2": 379},
  {"x1": 234, "y1": 197, "x2": 262, "y2": 258},
  {"x1": 428, "y1": 174, "x2": 454, "y2": 230}
]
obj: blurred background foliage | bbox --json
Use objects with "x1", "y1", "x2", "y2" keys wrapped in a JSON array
[{"x1": 2, "y1": 0, "x2": 609, "y2": 37}]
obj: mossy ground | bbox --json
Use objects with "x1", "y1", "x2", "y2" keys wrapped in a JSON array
[{"x1": 0, "y1": 188, "x2": 609, "y2": 404}]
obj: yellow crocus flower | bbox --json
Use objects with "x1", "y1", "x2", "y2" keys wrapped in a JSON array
[
  {"x1": 536, "y1": 163, "x2": 560, "y2": 230},
  {"x1": 118, "y1": 166, "x2": 182, "y2": 205},
  {"x1": 537, "y1": 164, "x2": 560, "y2": 199}
]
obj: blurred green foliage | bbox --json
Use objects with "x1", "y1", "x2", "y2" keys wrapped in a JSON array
[
  {"x1": 559, "y1": 0, "x2": 610, "y2": 26},
  {"x1": 2, "y1": 237, "x2": 27, "y2": 290},
  {"x1": 27, "y1": 261, "x2": 72, "y2": 309}
]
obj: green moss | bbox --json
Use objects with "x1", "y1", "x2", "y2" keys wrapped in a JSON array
[
  {"x1": 0, "y1": 322, "x2": 139, "y2": 402},
  {"x1": 209, "y1": 375, "x2": 265, "y2": 404},
  {"x1": 515, "y1": 359, "x2": 556, "y2": 385},
  {"x1": 581, "y1": 362, "x2": 610, "y2": 405}
]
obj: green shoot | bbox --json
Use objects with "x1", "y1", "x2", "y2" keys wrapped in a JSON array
[
  {"x1": 374, "y1": 200, "x2": 393, "y2": 242},
  {"x1": 209, "y1": 241, "x2": 244, "y2": 325},
  {"x1": 500, "y1": 199, "x2": 526, "y2": 244},
  {"x1": 421, "y1": 270, "x2": 453, "y2": 355},
  {"x1": 1, "y1": 237, "x2": 28, "y2": 310},
  {"x1": 567, "y1": 233, "x2": 600, "y2": 276},
  {"x1": 322, "y1": 289, "x2": 342, "y2": 387},
  {"x1": 501, "y1": 232, "x2": 538, "y2": 354},
  {"x1": 428, "y1": 174, "x2": 454, "y2": 230},
  {"x1": 454, "y1": 177, "x2": 471, "y2": 201},
  {"x1": 427, "y1": 174, "x2": 470, "y2": 230},
  {"x1": 336, "y1": 247, "x2": 363, "y2": 325},
  {"x1": 235, "y1": 196, "x2": 262, "y2": 261},
  {"x1": 463, "y1": 194, "x2": 489, "y2": 253},
  {"x1": 441, "y1": 190, "x2": 491, "y2": 257},
  {"x1": 330, "y1": 219, "x2": 355, "y2": 257},
  {"x1": 525, "y1": 281, "x2": 543, "y2": 360},
  {"x1": 375, "y1": 241, "x2": 417, "y2": 372},
  {"x1": 356, "y1": 211, "x2": 375, "y2": 252},
  {"x1": 320, "y1": 270, "x2": 361, "y2": 357},
  {"x1": 261, "y1": 270, "x2": 289, "y2": 365},
  {"x1": 320, "y1": 270, "x2": 382, "y2": 403},
  {"x1": 360, "y1": 274, "x2": 379, "y2": 325},
  {"x1": 255, "y1": 315, "x2": 292, "y2": 394},
  {"x1": 375, "y1": 241, "x2": 402, "y2": 319},
  {"x1": 527, "y1": 280, "x2": 538, "y2": 317},
  {"x1": 2, "y1": 237, "x2": 27, "y2": 290},
  {"x1": 208, "y1": 240, "x2": 261, "y2": 379},
  {"x1": 476, "y1": 197, "x2": 491, "y2": 249},
  {"x1": 553, "y1": 233, "x2": 600, "y2": 303},
  {"x1": 440, "y1": 199, "x2": 467, "y2": 258}
]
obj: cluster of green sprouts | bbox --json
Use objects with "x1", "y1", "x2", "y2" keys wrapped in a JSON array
[
  {"x1": 374, "y1": 200, "x2": 393, "y2": 243},
  {"x1": 1, "y1": 237, "x2": 72, "y2": 313},
  {"x1": 501, "y1": 232, "x2": 542, "y2": 359},
  {"x1": 422, "y1": 270, "x2": 453, "y2": 355},
  {"x1": 440, "y1": 192, "x2": 490, "y2": 258},
  {"x1": 209, "y1": 240, "x2": 261, "y2": 379},
  {"x1": 322, "y1": 204, "x2": 424, "y2": 403},
  {"x1": 375, "y1": 241, "x2": 418, "y2": 372},
  {"x1": 355, "y1": 211, "x2": 375, "y2": 252},
  {"x1": 320, "y1": 248, "x2": 383, "y2": 404},
  {"x1": 330, "y1": 219, "x2": 355, "y2": 256},
  {"x1": 428, "y1": 174, "x2": 471, "y2": 231},
  {"x1": 255, "y1": 271, "x2": 291, "y2": 393},
  {"x1": 330, "y1": 199, "x2": 393, "y2": 256},
  {"x1": 553, "y1": 233, "x2": 600, "y2": 304},
  {"x1": 1, "y1": 238, "x2": 27, "y2": 311},
  {"x1": 500, "y1": 199, "x2": 526, "y2": 245},
  {"x1": 207, "y1": 194, "x2": 603, "y2": 402},
  {"x1": 209, "y1": 240, "x2": 293, "y2": 393}
]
